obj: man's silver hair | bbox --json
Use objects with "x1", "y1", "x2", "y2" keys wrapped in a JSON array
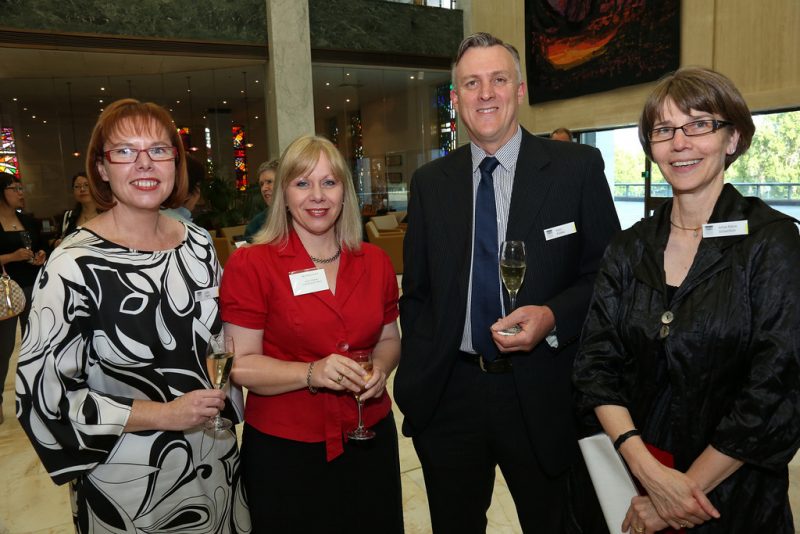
[{"x1": 451, "y1": 32, "x2": 523, "y2": 85}]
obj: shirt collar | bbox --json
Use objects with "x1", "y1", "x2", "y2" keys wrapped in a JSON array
[{"x1": 470, "y1": 126, "x2": 522, "y2": 174}]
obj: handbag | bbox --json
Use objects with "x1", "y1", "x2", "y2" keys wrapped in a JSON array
[{"x1": 1, "y1": 264, "x2": 26, "y2": 320}]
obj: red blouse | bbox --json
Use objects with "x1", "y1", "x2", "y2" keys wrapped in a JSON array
[{"x1": 220, "y1": 231, "x2": 399, "y2": 460}]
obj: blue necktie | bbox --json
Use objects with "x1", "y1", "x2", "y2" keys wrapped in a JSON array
[{"x1": 471, "y1": 156, "x2": 501, "y2": 361}]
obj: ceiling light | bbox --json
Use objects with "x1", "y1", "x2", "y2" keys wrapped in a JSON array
[
  {"x1": 100, "y1": 87, "x2": 105, "y2": 91},
  {"x1": 410, "y1": 76, "x2": 415, "y2": 79},
  {"x1": 12, "y1": 97, "x2": 17, "y2": 101}
]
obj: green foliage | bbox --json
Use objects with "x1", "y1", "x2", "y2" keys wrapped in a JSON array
[{"x1": 194, "y1": 175, "x2": 262, "y2": 230}]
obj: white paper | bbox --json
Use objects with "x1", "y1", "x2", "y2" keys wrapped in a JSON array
[
  {"x1": 544, "y1": 221, "x2": 577, "y2": 241},
  {"x1": 289, "y1": 268, "x2": 329, "y2": 296},
  {"x1": 578, "y1": 433, "x2": 639, "y2": 533},
  {"x1": 702, "y1": 220, "x2": 748, "y2": 238},
  {"x1": 194, "y1": 286, "x2": 219, "y2": 301}
]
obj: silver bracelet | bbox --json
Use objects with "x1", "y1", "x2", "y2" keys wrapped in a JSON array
[{"x1": 306, "y1": 361, "x2": 318, "y2": 394}]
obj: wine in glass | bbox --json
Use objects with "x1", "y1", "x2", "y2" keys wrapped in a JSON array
[
  {"x1": 498, "y1": 240, "x2": 526, "y2": 336},
  {"x1": 346, "y1": 349, "x2": 375, "y2": 441},
  {"x1": 205, "y1": 333, "x2": 235, "y2": 432},
  {"x1": 20, "y1": 231, "x2": 33, "y2": 263}
]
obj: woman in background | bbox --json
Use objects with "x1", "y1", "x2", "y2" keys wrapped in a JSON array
[
  {"x1": 574, "y1": 67, "x2": 800, "y2": 533},
  {"x1": 0, "y1": 172, "x2": 45, "y2": 425},
  {"x1": 16, "y1": 99, "x2": 249, "y2": 533},
  {"x1": 221, "y1": 135, "x2": 403, "y2": 532},
  {"x1": 55, "y1": 171, "x2": 101, "y2": 246},
  {"x1": 243, "y1": 159, "x2": 278, "y2": 242}
]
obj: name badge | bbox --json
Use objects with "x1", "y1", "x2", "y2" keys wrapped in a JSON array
[
  {"x1": 702, "y1": 220, "x2": 748, "y2": 238},
  {"x1": 195, "y1": 286, "x2": 219, "y2": 301},
  {"x1": 234, "y1": 240, "x2": 248, "y2": 249},
  {"x1": 544, "y1": 221, "x2": 577, "y2": 241},
  {"x1": 289, "y1": 268, "x2": 329, "y2": 296}
]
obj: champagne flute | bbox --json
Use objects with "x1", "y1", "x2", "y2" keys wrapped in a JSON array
[
  {"x1": 20, "y1": 231, "x2": 33, "y2": 263},
  {"x1": 346, "y1": 349, "x2": 375, "y2": 441},
  {"x1": 498, "y1": 240, "x2": 526, "y2": 336},
  {"x1": 205, "y1": 333, "x2": 235, "y2": 431}
]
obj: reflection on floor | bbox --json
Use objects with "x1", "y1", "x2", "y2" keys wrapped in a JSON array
[{"x1": 2, "y1": 321, "x2": 800, "y2": 533}]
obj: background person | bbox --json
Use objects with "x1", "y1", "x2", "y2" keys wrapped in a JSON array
[
  {"x1": 395, "y1": 32, "x2": 619, "y2": 532},
  {"x1": 162, "y1": 155, "x2": 206, "y2": 224},
  {"x1": 220, "y1": 135, "x2": 403, "y2": 533},
  {"x1": 15, "y1": 98, "x2": 250, "y2": 533},
  {"x1": 243, "y1": 159, "x2": 279, "y2": 242},
  {"x1": 55, "y1": 172, "x2": 101, "y2": 246},
  {"x1": 551, "y1": 127, "x2": 574, "y2": 142},
  {"x1": 574, "y1": 67, "x2": 800, "y2": 533},
  {"x1": 0, "y1": 172, "x2": 46, "y2": 425}
]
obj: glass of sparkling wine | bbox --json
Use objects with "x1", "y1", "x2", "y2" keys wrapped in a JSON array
[
  {"x1": 205, "y1": 333, "x2": 235, "y2": 432},
  {"x1": 20, "y1": 231, "x2": 33, "y2": 263},
  {"x1": 498, "y1": 240, "x2": 526, "y2": 336},
  {"x1": 346, "y1": 349, "x2": 375, "y2": 441}
]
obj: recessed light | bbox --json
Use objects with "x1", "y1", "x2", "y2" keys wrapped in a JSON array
[
  {"x1": 222, "y1": 100, "x2": 227, "y2": 104},
  {"x1": 325, "y1": 82, "x2": 330, "y2": 86},
  {"x1": 176, "y1": 100, "x2": 181, "y2": 104},
  {"x1": 345, "y1": 99, "x2": 350, "y2": 103},
  {"x1": 12, "y1": 97, "x2": 17, "y2": 101},
  {"x1": 410, "y1": 76, "x2": 415, "y2": 79},
  {"x1": 31, "y1": 115, "x2": 36, "y2": 119},
  {"x1": 100, "y1": 87, "x2": 105, "y2": 91},
  {"x1": 325, "y1": 106, "x2": 330, "y2": 110},
  {"x1": 99, "y1": 99, "x2": 103, "y2": 103}
]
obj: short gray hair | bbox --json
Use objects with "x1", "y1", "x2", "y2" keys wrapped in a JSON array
[
  {"x1": 451, "y1": 32, "x2": 523, "y2": 84},
  {"x1": 257, "y1": 159, "x2": 279, "y2": 176}
]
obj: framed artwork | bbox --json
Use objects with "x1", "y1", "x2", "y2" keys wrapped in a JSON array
[
  {"x1": 386, "y1": 154, "x2": 403, "y2": 167},
  {"x1": 386, "y1": 172, "x2": 403, "y2": 183},
  {"x1": 525, "y1": 0, "x2": 680, "y2": 104}
]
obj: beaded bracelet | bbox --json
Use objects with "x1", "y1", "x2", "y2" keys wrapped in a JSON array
[
  {"x1": 613, "y1": 428, "x2": 641, "y2": 450},
  {"x1": 306, "y1": 362, "x2": 318, "y2": 394}
]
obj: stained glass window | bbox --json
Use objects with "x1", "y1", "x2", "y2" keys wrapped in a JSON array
[
  {"x1": 178, "y1": 127, "x2": 191, "y2": 151},
  {"x1": 233, "y1": 124, "x2": 248, "y2": 190},
  {"x1": 0, "y1": 127, "x2": 20, "y2": 176},
  {"x1": 436, "y1": 83, "x2": 457, "y2": 156}
]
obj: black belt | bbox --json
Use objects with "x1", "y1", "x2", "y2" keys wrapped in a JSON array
[{"x1": 459, "y1": 351, "x2": 513, "y2": 373}]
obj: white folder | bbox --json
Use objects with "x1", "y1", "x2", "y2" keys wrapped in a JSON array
[{"x1": 578, "y1": 433, "x2": 640, "y2": 533}]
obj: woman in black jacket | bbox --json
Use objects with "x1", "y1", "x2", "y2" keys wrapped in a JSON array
[
  {"x1": 0, "y1": 172, "x2": 46, "y2": 424},
  {"x1": 574, "y1": 67, "x2": 800, "y2": 533}
]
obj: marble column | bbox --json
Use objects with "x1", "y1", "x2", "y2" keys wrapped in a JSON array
[{"x1": 265, "y1": 0, "x2": 315, "y2": 158}]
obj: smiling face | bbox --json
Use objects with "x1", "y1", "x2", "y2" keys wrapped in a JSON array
[
  {"x1": 285, "y1": 152, "x2": 343, "y2": 241},
  {"x1": 96, "y1": 119, "x2": 176, "y2": 212},
  {"x1": 451, "y1": 45, "x2": 525, "y2": 154},
  {"x1": 259, "y1": 169, "x2": 275, "y2": 206},
  {"x1": 650, "y1": 98, "x2": 739, "y2": 196}
]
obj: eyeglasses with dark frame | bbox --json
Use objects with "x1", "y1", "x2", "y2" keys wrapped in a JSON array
[
  {"x1": 103, "y1": 146, "x2": 178, "y2": 164},
  {"x1": 649, "y1": 119, "x2": 733, "y2": 143},
  {"x1": 4, "y1": 185, "x2": 24, "y2": 193}
]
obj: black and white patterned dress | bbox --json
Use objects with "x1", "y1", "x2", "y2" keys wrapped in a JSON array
[{"x1": 15, "y1": 223, "x2": 251, "y2": 533}]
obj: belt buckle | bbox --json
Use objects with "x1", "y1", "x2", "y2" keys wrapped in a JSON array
[{"x1": 478, "y1": 355, "x2": 487, "y2": 372}]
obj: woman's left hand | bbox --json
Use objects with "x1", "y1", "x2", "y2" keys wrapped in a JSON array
[
  {"x1": 357, "y1": 361, "x2": 387, "y2": 401},
  {"x1": 32, "y1": 250, "x2": 46, "y2": 266},
  {"x1": 622, "y1": 496, "x2": 671, "y2": 534}
]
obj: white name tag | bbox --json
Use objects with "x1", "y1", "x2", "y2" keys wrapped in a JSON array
[
  {"x1": 234, "y1": 240, "x2": 248, "y2": 248},
  {"x1": 289, "y1": 268, "x2": 329, "y2": 296},
  {"x1": 702, "y1": 220, "x2": 748, "y2": 238},
  {"x1": 194, "y1": 286, "x2": 219, "y2": 301},
  {"x1": 544, "y1": 221, "x2": 577, "y2": 241}
]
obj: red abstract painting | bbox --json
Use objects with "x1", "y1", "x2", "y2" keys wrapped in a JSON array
[{"x1": 525, "y1": 0, "x2": 680, "y2": 104}]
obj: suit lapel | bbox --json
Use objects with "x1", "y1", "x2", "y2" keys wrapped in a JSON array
[
  {"x1": 506, "y1": 131, "x2": 554, "y2": 241},
  {"x1": 442, "y1": 148, "x2": 475, "y2": 300}
]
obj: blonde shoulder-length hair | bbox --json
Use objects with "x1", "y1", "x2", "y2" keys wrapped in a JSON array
[{"x1": 252, "y1": 135, "x2": 362, "y2": 250}]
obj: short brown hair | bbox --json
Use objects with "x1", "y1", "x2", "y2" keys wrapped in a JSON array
[
  {"x1": 86, "y1": 98, "x2": 187, "y2": 210},
  {"x1": 253, "y1": 135, "x2": 362, "y2": 250},
  {"x1": 452, "y1": 32, "x2": 523, "y2": 84},
  {"x1": 638, "y1": 67, "x2": 755, "y2": 169}
]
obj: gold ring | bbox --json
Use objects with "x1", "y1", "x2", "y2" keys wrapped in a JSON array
[
  {"x1": 633, "y1": 527, "x2": 644, "y2": 534},
  {"x1": 679, "y1": 522, "x2": 689, "y2": 528},
  {"x1": 335, "y1": 374, "x2": 344, "y2": 384}
]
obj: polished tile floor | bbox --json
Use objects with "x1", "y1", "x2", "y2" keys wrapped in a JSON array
[{"x1": 3, "y1": 322, "x2": 800, "y2": 533}]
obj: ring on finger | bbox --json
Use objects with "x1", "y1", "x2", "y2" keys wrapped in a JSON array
[
  {"x1": 335, "y1": 373, "x2": 344, "y2": 384},
  {"x1": 679, "y1": 521, "x2": 689, "y2": 528},
  {"x1": 633, "y1": 526, "x2": 644, "y2": 534}
]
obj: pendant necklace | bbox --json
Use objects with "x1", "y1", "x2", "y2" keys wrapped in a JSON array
[{"x1": 670, "y1": 219, "x2": 702, "y2": 238}]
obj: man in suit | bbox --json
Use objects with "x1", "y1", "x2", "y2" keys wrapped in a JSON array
[{"x1": 395, "y1": 32, "x2": 620, "y2": 533}]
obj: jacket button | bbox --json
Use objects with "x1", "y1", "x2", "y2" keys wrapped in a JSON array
[
  {"x1": 661, "y1": 311, "x2": 674, "y2": 324},
  {"x1": 659, "y1": 324, "x2": 670, "y2": 339}
]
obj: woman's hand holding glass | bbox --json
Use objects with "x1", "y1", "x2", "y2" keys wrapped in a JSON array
[{"x1": 309, "y1": 350, "x2": 371, "y2": 394}]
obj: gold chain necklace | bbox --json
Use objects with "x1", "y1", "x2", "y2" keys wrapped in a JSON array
[{"x1": 670, "y1": 219, "x2": 702, "y2": 238}]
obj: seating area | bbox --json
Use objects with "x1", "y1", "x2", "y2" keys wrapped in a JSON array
[
  {"x1": 365, "y1": 213, "x2": 406, "y2": 273},
  {"x1": 213, "y1": 225, "x2": 248, "y2": 267}
]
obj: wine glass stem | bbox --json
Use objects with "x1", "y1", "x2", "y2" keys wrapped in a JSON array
[
  {"x1": 356, "y1": 397, "x2": 365, "y2": 430},
  {"x1": 509, "y1": 292, "x2": 517, "y2": 312}
]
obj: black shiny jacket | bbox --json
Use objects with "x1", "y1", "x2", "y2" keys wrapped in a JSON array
[{"x1": 574, "y1": 184, "x2": 800, "y2": 532}]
